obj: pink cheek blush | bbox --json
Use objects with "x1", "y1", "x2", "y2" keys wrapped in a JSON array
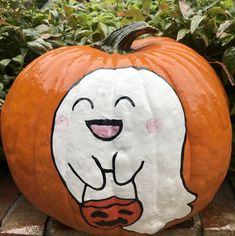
[
  {"x1": 146, "y1": 118, "x2": 161, "y2": 133},
  {"x1": 55, "y1": 115, "x2": 69, "y2": 132}
]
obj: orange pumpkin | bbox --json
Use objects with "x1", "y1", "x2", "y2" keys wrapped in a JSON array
[{"x1": 1, "y1": 22, "x2": 232, "y2": 235}]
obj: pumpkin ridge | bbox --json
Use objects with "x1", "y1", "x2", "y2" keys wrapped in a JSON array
[
  {"x1": 144, "y1": 50, "x2": 231, "y2": 203},
  {"x1": 41, "y1": 50, "x2": 88, "y2": 91},
  {"x1": 56, "y1": 54, "x2": 94, "y2": 91},
  {"x1": 157, "y1": 48, "x2": 230, "y2": 107},
  {"x1": 150, "y1": 50, "x2": 219, "y2": 94},
  {"x1": 154, "y1": 49, "x2": 229, "y2": 112}
]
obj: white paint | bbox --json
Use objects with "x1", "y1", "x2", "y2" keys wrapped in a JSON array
[
  {"x1": 84, "y1": 172, "x2": 135, "y2": 201},
  {"x1": 52, "y1": 68, "x2": 196, "y2": 234}
]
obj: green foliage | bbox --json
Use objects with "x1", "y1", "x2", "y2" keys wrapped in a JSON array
[{"x1": 0, "y1": 0, "x2": 235, "y2": 169}]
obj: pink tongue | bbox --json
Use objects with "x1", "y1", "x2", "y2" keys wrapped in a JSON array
[{"x1": 90, "y1": 125, "x2": 120, "y2": 138}]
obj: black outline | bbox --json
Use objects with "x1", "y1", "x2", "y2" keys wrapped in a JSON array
[
  {"x1": 91, "y1": 211, "x2": 108, "y2": 218},
  {"x1": 112, "y1": 152, "x2": 145, "y2": 188},
  {"x1": 94, "y1": 218, "x2": 128, "y2": 227},
  {"x1": 72, "y1": 97, "x2": 94, "y2": 111},
  {"x1": 50, "y1": 66, "x2": 198, "y2": 233},
  {"x1": 68, "y1": 155, "x2": 106, "y2": 191},
  {"x1": 119, "y1": 209, "x2": 133, "y2": 216},
  {"x1": 81, "y1": 195, "x2": 140, "y2": 209},
  {"x1": 115, "y1": 96, "x2": 135, "y2": 107}
]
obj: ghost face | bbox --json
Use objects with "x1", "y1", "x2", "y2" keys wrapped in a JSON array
[{"x1": 51, "y1": 68, "x2": 196, "y2": 234}]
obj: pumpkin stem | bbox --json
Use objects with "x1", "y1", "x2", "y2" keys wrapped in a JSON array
[{"x1": 92, "y1": 22, "x2": 159, "y2": 54}]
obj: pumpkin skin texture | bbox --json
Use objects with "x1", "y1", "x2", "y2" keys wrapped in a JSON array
[{"x1": 1, "y1": 26, "x2": 232, "y2": 235}]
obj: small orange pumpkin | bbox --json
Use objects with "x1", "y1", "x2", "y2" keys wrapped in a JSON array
[{"x1": 1, "y1": 22, "x2": 232, "y2": 235}]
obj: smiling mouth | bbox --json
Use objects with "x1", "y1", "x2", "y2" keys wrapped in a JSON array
[{"x1": 85, "y1": 119, "x2": 123, "y2": 141}]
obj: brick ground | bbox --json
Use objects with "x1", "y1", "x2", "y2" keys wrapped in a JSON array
[
  {"x1": 1, "y1": 168, "x2": 235, "y2": 236},
  {"x1": 200, "y1": 181, "x2": 235, "y2": 236},
  {"x1": 0, "y1": 164, "x2": 20, "y2": 226}
]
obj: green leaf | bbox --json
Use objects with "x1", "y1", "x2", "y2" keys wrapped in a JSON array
[
  {"x1": 103, "y1": 0, "x2": 116, "y2": 4},
  {"x1": 98, "y1": 22, "x2": 109, "y2": 38},
  {"x1": 23, "y1": 28, "x2": 38, "y2": 39},
  {"x1": 190, "y1": 15, "x2": 205, "y2": 33},
  {"x1": 231, "y1": 105, "x2": 235, "y2": 116},
  {"x1": 32, "y1": 12, "x2": 47, "y2": 25},
  {"x1": 125, "y1": 8, "x2": 147, "y2": 21},
  {"x1": 27, "y1": 38, "x2": 52, "y2": 55},
  {"x1": 0, "y1": 59, "x2": 11, "y2": 71},
  {"x1": 79, "y1": 36, "x2": 89, "y2": 45},
  {"x1": 202, "y1": 0, "x2": 220, "y2": 11},
  {"x1": 50, "y1": 10, "x2": 59, "y2": 18},
  {"x1": 20, "y1": 48, "x2": 28, "y2": 58},
  {"x1": 197, "y1": 32, "x2": 209, "y2": 46},
  {"x1": 177, "y1": 28, "x2": 190, "y2": 41},
  {"x1": 208, "y1": 6, "x2": 227, "y2": 16},
  {"x1": 216, "y1": 20, "x2": 234, "y2": 38},
  {"x1": 220, "y1": 33, "x2": 235, "y2": 46},
  {"x1": 49, "y1": 40, "x2": 66, "y2": 48},
  {"x1": 68, "y1": 15, "x2": 78, "y2": 29},
  {"x1": 12, "y1": 55, "x2": 24, "y2": 66},
  {"x1": 223, "y1": 47, "x2": 235, "y2": 76},
  {"x1": 35, "y1": 24, "x2": 51, "y2": 34},
  {"x1": 41, "y1": 33, "x2": 53, "y2": 39},
  {"x1": 142, "y1": 0, "x2": 151, "y2": 13},
  {"x1": 179, "y1": 0, "x2": 194, "y2": 19},
  {"x1": 75, "y1": 29, "x2": 93, "y2": 36},
  {"x1": 77, "y1": 14, "x2": 89, "y2": 26}
]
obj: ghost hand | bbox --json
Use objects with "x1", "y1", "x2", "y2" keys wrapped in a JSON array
[
  {"x1": 112, "y1": 152, "x2": 144, "y2": 185},
  {"x1": 68, "y1": 155, "x2": 105, "y2": 191}
]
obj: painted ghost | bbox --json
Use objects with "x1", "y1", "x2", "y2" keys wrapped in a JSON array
[{"x1": 51, "y1": 67, "x2": 196, "y2": 234}]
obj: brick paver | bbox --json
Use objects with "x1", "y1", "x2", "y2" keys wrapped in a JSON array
[
  {"x1": 200, "y1": 181, "x2": 235, "y2": 236},
  {"x1": 45, "y1": 218, "x2": 90, "y2": 236},
  {"x1": 157, "y1": 215, "x2": 202, "y2": 236},
  {"x1": 0, "y1": 169, "x2": 235, "y2": 236},
  {"x1": 0, "y1": 195, "x2": 48, "y2": 235},
  {"x1": 0, "y1": 165, "x2": 20, "y2": 225}
]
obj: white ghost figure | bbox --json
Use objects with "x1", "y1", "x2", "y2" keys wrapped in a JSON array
[{"x1": 52, "y1": 67, "x2": 196, "y2": 234}]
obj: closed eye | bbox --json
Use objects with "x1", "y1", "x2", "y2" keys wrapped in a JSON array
[
  {"x1": 115, "y1": 96, "x2": 135, "y2": 107},
  {"x1": 72, "y1": 97, "x2": 94, "y2": 111}
]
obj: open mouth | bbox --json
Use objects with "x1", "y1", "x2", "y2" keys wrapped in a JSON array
[{"x1": 85, "y1": 119, "x2": 123, "y2": 141}]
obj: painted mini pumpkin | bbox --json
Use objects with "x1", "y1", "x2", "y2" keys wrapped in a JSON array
[{"x1": 1, "y1": 22, "x2": 232, "y2": 235}]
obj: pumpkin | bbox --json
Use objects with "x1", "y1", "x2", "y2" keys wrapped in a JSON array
[{"x1": 1, "y1": 22, "x2": 232, "y2": 235}]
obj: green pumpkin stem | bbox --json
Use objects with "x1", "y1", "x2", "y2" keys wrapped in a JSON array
[{"x1": 92, "y1": 22, "x2": 159, "y2": 54}]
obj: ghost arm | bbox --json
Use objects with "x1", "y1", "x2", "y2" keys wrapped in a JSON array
[
  {"x1": 68, "y1": 155, "x2": 106, "y2": 191},
  {"x1": 112, "y1": 152, "x2": 144, "y2": 186}
]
